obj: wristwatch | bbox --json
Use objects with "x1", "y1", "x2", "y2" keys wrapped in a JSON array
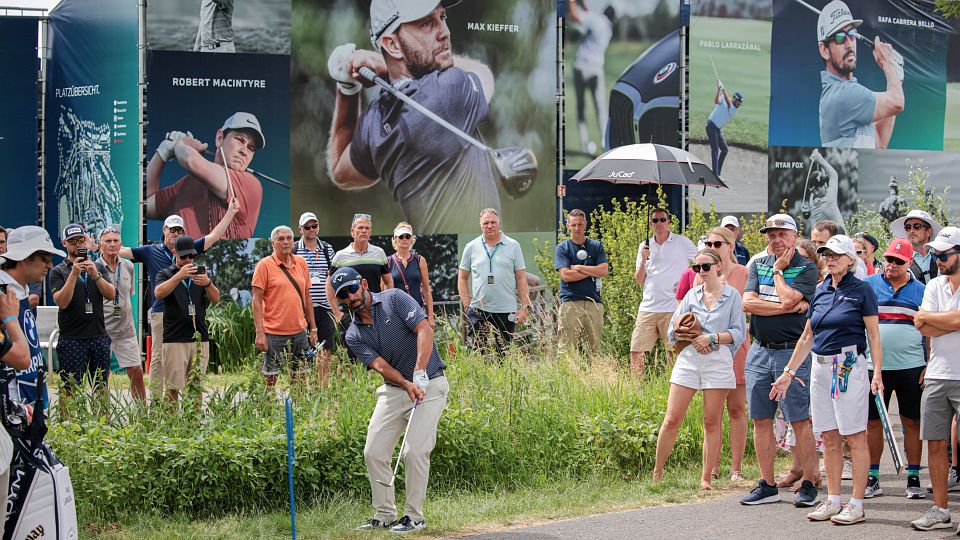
[
  {"x1": 783, "y1": 367, "x2": 797, "y2": 378},
  {"x1": 774, "y1": 269, "x2": 784, "y2": 277}
]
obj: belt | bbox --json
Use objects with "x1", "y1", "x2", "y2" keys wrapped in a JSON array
[
  {"x1": 813, "y1": 346, "x2": 859, "y2": 365},
  {"x1": 758, "y1": 340, "x2": 798, "y2": 350}
]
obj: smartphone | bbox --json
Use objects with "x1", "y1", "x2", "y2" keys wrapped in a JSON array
[
  {"x1": 0, "y1": 284, "x2": 7, "y2": 295},
  {"x1": 195, "y1": 266, "x2": 206, "y2": 275},
  {"x1": 76, "y1": 247, "x2": 88, "y2": 261}
]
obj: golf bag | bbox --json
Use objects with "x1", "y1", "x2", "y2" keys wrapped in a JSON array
[{"x1": 2, "y1": 370, "x2": 77, "y2": 540}]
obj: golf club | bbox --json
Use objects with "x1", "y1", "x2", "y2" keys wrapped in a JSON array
[
  {"x1": 357, "y1": 66, "x2": 538, "y2": 199},
  {"x1": 709, "y1": 55, "x2": 721, "y2": 85},
  {"x1": 202, "y1": 149, "x2": 290, "y2": 190},
  {"x1": 377, "y1": 398, "x2": 421, "y2": 488}
]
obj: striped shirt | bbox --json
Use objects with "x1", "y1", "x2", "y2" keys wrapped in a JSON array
[
  {"x1": 865, "y1": 273, "x2": 926, "y2": 371},
  {"x1": 295, "y1": 238, "x2": 336, "y2": 309},
  {"x1": 331, "y1": 243, "x2": 389, "y2": 293}
]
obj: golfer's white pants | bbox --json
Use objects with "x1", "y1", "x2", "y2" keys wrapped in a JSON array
[{"x1": 365, "y1": 376, "x2": 449, "y2": 523}]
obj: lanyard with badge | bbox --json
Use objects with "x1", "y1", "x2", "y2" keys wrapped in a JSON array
[
  {"x1": 181, "y1": 277, "x2": 197, "y2": 319},
  {"x1": 482, "y1": 242, "x2": 500, "y2": 285},
  {"x1": 304, "y1": 241, "x2": 323, "y2": 288},
  {"x1": 111, "y1": 261, "x2": 123, "y2": 318},
  {"x1": 75, "y1": 263, "x2": 94, "y2": 315}
]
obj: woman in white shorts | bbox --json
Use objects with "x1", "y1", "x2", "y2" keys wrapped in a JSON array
[
  {"x1": 653, "y1": 249, "x2": 746, "y2": 490},
  {"x1": 771, "y1": 235, "x2": 882, "y2": 525}
]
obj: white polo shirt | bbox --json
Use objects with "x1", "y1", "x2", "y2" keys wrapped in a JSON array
[
  {"x1": 921, "y1": 275, "x2": 960, "y2": 380},
  {"x1": 635, "y1": 232, "x2": 697, "y2": 313}
]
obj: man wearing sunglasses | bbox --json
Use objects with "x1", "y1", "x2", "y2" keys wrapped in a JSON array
[
  {"x1": 816, "y1": 0, "x2": 904, "y2": 149},
  {"x1": 295, "y1": 212, "x2": 337, "y2": 382},
  {"x1": 330, "y1": 267, "x2": 448, "y2": 533},
  {"x1": 0, "y1": 226, "x2": 63, "y2": 408},
  {"x1": 48, "y1": 224, "x2": 116, "y2": 399},
  {"x1": 863, "y1": 238, "x2": 926, "y2": 500},
  {"x1": 891, "y1": 209, "x2": 943, "y2": 285},
  {"x1": 911, "y1": 226, "x2": 960, "y2": 531}
]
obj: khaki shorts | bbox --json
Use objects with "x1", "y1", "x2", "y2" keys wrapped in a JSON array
[
  {"x1": 557, "y1": 300, "x2": 604, "y2": 351},
  {"x1": 629, "y1": 310, "x2": 673, "y2": 353},
  {"x1": 160, "y1": 342, "x2": 209, "y2": 392},
  {"x1": 110, "y1": 334, "x2": 142, "y2": 369}
]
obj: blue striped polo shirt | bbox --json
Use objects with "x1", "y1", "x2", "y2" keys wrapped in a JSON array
[{"x1": 864, "y1": 273, "x2": 926, "y2": 371}]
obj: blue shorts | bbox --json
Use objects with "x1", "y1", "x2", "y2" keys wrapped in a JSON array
[{"x1": 745, "y1": 341, "x2": 811, "y2": 422}]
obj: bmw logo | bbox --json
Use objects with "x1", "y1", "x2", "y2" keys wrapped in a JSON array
[{"x1": 653, "y1": 62, "x2": 677, "y2": 84}]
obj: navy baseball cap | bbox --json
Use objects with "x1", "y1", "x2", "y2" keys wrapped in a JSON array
[
  {"x1": 733, "y1": 91, "x2": 744, "y2": 102},
  {"x1": 62, "y1": 223, "x2": 85, "y2": 241},
  {"x1": 174, "y1": 235, "x2": 197, "y2": 257},
  {"x1": 330, "y1": 267, "x2": 362, "y2": 294}
]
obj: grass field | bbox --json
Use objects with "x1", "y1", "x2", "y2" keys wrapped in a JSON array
[
  {"x1": 946, "y1": 82, "x2": 960, "y2": 151},
  {"x1": 689, "y1": 16, "x2": 771, "y2": 150}
]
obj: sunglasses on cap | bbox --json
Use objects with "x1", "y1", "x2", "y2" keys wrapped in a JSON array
[
  {"x1": 651, "y1": 217, "x2": 669, "y2": 224},
  {"x1": 336, "y1": 283, "x2": 361, "y2": 299},
  {"x1": 690, "y1": 262, "x2": 714, "y2": 273},
  {"x1": 703, "y1": 241, "x2": 727, "y2": 249},
  {"x1": 396, "y1": 234, "x2": 412, "y2": 240},
  {"x1": 301, "y1": 223, "x2": 319, "y2": 230},
  {"x1": 904, "y1": 222, "x2": 930, "y2": 231},
  {"x1": 825, "y1": 28, "x2": 858, "y2": 46},
  {"x1": 763, "y1": 219, "x2": 791, "y2": 230},
  {"x1": 353, "y1": 213, "x2": 372, "y2": 221},
  {"x1": 934, "y1": 250, "x2": 960, "y2": 262},
  {"x1": 884, "y1": 256, "x2": 908, "y2": 266}
]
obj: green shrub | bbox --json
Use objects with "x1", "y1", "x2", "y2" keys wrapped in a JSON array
[{"x1": 206, "y1": 302, "x2": 258, "y2": 373}]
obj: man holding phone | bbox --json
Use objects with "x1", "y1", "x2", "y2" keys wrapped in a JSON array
[{"x1": 48, "y1": 223, "x2": 116, "y2": 397}]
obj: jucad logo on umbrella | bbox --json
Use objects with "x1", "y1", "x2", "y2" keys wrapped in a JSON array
[{"x1": 607, "y1": 171, "x2": 636, "y2": 179}]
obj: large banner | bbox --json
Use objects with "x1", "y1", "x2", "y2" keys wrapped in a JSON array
[
  {"x1": 291, "y1": 0, "x2": 557, "y2": 237},
  {"x1": 147, "y1": 0, "x2": 290, "y2": 55},
  {"x1": 45, "y1": 0, "x2": 140, "y2": 246},
  {"x1": 0, "y1": 17, "x2": 40, "y2": 227}
]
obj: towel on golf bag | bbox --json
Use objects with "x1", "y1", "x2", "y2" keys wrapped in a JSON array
[{"x1": 672, "y1": 312, "x2": 702, "y2": 355}]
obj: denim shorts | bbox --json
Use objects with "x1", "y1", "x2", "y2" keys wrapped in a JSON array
[{"x1": 745, "y1": 341, "x2": 811, "y2": 422}]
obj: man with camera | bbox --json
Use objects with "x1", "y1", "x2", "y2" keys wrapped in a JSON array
[
  {"x1": 48, "y1": 224, "x2": 116, "y2": 397},
  {"x1": 154, "y1": 235, "x2": 220, "y2": 402}
]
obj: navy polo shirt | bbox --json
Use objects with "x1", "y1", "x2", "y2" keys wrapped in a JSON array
[
  {"x1": 130, "y1": 237, "x2": 206, "y2": 312},
  {"x1": 345, "y1": 289, "x2": 446, "y2": 383},
  {"x1": 807, "y1": 272, "x2": 879, "y2": 356},
  {"x1": 554, "y1": 238, "x2": 608, "y2": 303}
]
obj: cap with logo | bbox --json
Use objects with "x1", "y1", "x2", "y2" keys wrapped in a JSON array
[
  {"x1": 890, "y1": 209, "x2": 943, "y2": 239},
  {"x1": 330, "y1": 267, "x2": 363, "y2": 294},
  {"x1": 0, "y1": 226, "x2": 66, "y2": 262},
  {"x1": 733, "y1": 91, "x2": 744, "y2": 102},
  {"x1": 817, "y1": 0, "x2": 862, "y2": 42},
  {"x1": 817, "y1": 234, "x2": 857, "y2": 259},
  {"x1": 61, "y1": 223, "x2": 85, "y2": 241},
  {"x1": 925, "y1": 226, "x2": 960, "y2": 253},
  {"x1": 164, "y1": 215, "x2": 185, "y2": 229},
  {"x1": 721, "y1": 215, "x2": 740, "y2": 228},
  {"x1": 299, "y1": 212, "x2": 319, "y2": 228},
  {"x1": 369, "y1": 0, "x2": 461, "y2": 48},
  {"x1": 759, "y1": 213, "x2": 798, "y2": 233},
  {"x1": 221, "y1": 112, "x2": 265, "y2": 150},
  {"x1": 882, "y1": 237, "x2": 913, "y2": 263},
  {"x1": 175, "y1": 235, "x2": 198, "y2": 257}
]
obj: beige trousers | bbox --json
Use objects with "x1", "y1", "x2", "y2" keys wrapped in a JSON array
[
  {"x1": 557, "y1": 300, "x2": 604, "y2": 352},
  {"x1": 364, "y1": 376, "x2": 449, "y2": 523},
  {"x1": 149, "y1": 311, "x2": 164, "y2": 398}
]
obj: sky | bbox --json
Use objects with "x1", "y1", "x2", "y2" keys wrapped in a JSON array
[{"x1": 0, "y1": 0, "x2": 60, "y2": 13}]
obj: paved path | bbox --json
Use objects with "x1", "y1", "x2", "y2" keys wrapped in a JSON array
[{"x1": 461, "y1": 398, "x2": 960, "y2": 539}]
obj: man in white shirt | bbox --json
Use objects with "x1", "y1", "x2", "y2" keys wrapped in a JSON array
[{"x1": 629, "y1": 208, "x2": 697, "y2": 378}]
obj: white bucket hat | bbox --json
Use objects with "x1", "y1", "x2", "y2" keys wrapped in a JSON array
[
  {"x1": 890, "y1": 209, "x2": 943, "y2": 239},
  {"x1": 0, "y1": 226, "x2": 65, "y2": 262}
]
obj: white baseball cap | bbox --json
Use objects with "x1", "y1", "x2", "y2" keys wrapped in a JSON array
[
  {"x1": 817, "y1": 0, "x2": 862, "y2": 42},
  {"x1": 0, "y1": 226, "x2": 65, "y2": 262},
  {"x1": 817, "y1": 234, "x2": 857, "y2": 259},
  {"x1": 721, "y1": 216, "x2": 740, "y2": 228},
  {"x1": 926, "y1": 226, "x2": 960, "y2": 252},
  {"x1": 890, "y1": 209, "x2": 943, "y2": 239},
  {"x1": 759, "y1": 213, "x2": 798, "y2": 233},
  {"x1": 298, "y1": 212, "x2": 318, "y2": 227},
  {"x1": 394, "y1": 225, "x2": 413, "y2": 237},
  {"x1": 221, "y1": 112, "x2": 265, "y2": 150},
  {"x1": 369, "y1": 0, "x2": 461, "y2": 49},
  {"x1": 164, "y1": 215, "x2": 184, "y2": 229}
]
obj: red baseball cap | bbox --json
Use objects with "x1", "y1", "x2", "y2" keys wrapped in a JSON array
[{"x1": 882, "y1": 237, "x2": 913, "y2": 262}]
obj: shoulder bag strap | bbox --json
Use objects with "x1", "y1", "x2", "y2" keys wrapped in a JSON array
[{"x1": 277, "y1": 260, "x2": 310, "y2": 322}]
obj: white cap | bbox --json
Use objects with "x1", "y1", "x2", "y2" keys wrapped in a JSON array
[
  {"x1": 926, "y1": 226, "x2": 960, "y2": 252},
  {"x1": 890, "y1": 209, "x2": 943, "y2": 239},
  {"x1": 0, "y1": 226, "x2": 66, "y2": 262},
  {"x1": 221, "y1": 112, "x2": 265, "y2": 149},
  {"x1": 394, "y1": 225, "x2": 413, "y2": 237},
  {"x1": 817, "y1": 234, "x2": 857, "y2": 259},
  {"x1": 369, "y1": 0, "x2": 460, "y2": 48},
  {"x1": 298, "y1": 212, "x2": 318, "y2": 227},
  {"x1": 759, "y1": 213, "x2": 798, "y2": 233},
  {"x1": 164, "y1": 215, "x2": 184, "y2": 229},
  {"x1": 721, "y1": 215, "x2": 740, "y2": 228},
  {"x1": 817, "y1": 0, "x2": 862, "y2": 42}
]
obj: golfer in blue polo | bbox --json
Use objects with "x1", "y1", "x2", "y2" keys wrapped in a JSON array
[{"x1": 705, "y1": 81, "x2": 742, "y2": 177}]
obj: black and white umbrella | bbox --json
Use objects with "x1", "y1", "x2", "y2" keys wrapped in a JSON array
[{"x1": 571, "y1": 143, "x2": 727, "y2": 189}]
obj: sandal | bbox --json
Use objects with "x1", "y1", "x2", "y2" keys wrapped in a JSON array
[
  {"x1": 730, "y1": 470, "x2": 744, "y2": 482},
  {"x1": 776, "y1": 468, "x2": 803, "y2": 488}
]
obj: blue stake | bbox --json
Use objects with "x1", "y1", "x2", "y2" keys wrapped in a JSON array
[{"x1": 286, "y1": 396, "x2": 297, "y2": 539}]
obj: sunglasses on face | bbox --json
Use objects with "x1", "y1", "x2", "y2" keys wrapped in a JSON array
[
  {"x1": 651, "y1": 217, "x2": 669, "y2": 224},
  {"x1": 178, "y1": 253, "x2": 196, "y2": 260},
  {"x1": 302, "y1": 223, "x2": 319, "y2": 230},
  {"x1": 691, "y1": 263, "x2": 714, "y2": 273},
  {"x1": 884, "y1": 256, "x2": 908, "y2": 266},
  {"x1": 826, "y1": 28, "x2": 858, "y2": 46},
  {"x1": 904, "y1": 223, "x2": 929, "y2": 231},
  {"x1": 336, "y1": 283, "x2": 361, "y2": 299},
  {"x1": 856, "y1": 250, "x2": 866, "y2": 255},
  {"x1": 703, "y1": 241, "x2": 726, "y2": 249},
  {"x1": 34, "y1": 254, "x2": 53, "y2": 264},
  {"x1": 396, "y1": 234, "x2": 412, "y2": 240},
  {"x1": 66, "y1": 237, "x2": 85, "y2": 245},
  {"x1": 934, "y1": 250, "x2": 960, "y2": 262},
  {"x1": 169, "y1": 227, "x2": 185, "y2": 235}
]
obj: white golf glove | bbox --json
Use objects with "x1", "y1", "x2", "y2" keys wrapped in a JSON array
[
  {"x1": 413, "y1": 370, "x2": 429, "y2": 391},
  {"x1": 892, "y1": 49, "x2": 904, "y2": 82},
  {"x1": 156, "y1": 130, "x2": 192, "y2": 162},
  {"x1": 328, "y1": 43, "x2": 361, "y2": 96}
]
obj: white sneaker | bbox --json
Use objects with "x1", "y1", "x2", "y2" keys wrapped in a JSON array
[
  {"x1": 911, "y1": 506, "x2": 952, "y2": 531},
  {"x1": 807, "y1": 500, "x2": 841, "y2": 521},
  {"x1": 830, "y1": 503, "x2": 865, "y2": 525},
  {"x1": 841, "y1": 459, "x2": 853, "y2": 480}
]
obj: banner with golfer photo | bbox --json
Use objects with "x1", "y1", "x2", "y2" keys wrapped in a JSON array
[
  {"x1": 44, "y1": 0, "x2": 141, "y2": 248},
  {"x1": 145, "y1": 50, "x2": 291, "y2": 241},
  {"x1": 687, "y1": 0, "x2": 770, "y2": 214},
  {"x1": 146, "y1": 0, "x2": 291, "y2": 55},
  {"x1": 769, "y1": 0, "x2": 954, "y2": 151},
  {"x1": 0, "y1": 17, "x2": 41, "y2": 226},
  {"x1": 290, "y1": 0, "x2": 556, "y2": 236}
]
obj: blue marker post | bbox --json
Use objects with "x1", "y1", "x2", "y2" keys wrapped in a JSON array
[{"x1": 286, "y1": 396, "x2": 297, "y2": 539}]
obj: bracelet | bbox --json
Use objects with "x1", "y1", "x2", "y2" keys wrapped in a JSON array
[
  {"x1": 709, "y1": 334, "x2": 716, "y2": 348},
  {"x1": 1, "y1": 316, "x2": 16, "y2": 325},
  {"x1": 93, "y1": 275, "x2": 103, "y2": 281},
  {"x1": 309, "y1": 328, "x2": 317, "y2": 332}
]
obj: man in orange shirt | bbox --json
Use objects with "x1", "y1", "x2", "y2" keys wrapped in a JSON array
[
  {"x1": 146, "y1": 112, "x2": 264, "y2": 239},
  {"x1": 252, "y1": 225, "x2": 317, "y2": 387}
]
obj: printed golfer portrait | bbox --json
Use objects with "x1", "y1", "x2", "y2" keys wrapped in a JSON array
[{"x1": 146, "y1": 0, "x2": 291, "y2": 55}]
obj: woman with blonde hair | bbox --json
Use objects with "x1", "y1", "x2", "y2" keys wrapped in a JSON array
[
  {"x1": 388, "y1": 222, "x2": 435, "y2": 327},
  {"x1": 796, "y1": 239, "x2": 826, "y2": 283}
]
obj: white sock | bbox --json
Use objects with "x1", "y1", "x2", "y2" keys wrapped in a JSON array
[
  {"x1": 848, "y1": 497, "x2": 863, "y2": 511},
  {"x1": 937, "y1": 506, "x2": 950, "y2": 514},
  {"x1": 828, "y1": 494, "x2": 842, "y2": 507}
]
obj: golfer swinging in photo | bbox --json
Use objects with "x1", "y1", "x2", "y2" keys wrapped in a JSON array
[{"x1": 330, "y1": 267, "x2": 449, "y2": 533}]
